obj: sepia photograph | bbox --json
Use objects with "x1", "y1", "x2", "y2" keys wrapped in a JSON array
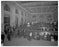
[{"x1": 1, "y1": 1, "x2": 58, "y2": 46}]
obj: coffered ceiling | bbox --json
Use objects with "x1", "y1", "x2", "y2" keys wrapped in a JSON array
[{"x1": 15, "y1": 1, "x2": 58, "y2": 13}]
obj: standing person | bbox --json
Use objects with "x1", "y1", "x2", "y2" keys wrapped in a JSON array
[{"x1": 1, "y1": 32, "x2": 5, "y2": 44}]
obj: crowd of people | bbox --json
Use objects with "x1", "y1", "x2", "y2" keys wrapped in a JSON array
[{"x1": 1, "y1": 22, "x2": 58, "y2": 45}]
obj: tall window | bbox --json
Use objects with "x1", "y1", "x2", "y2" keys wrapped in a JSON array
[
  {"x1": 4, "y1": 17, "x2": 10, "y2": 24},
  {"x1": 15, "y1": 9, "x2": 18, "y2": 14},
  {"x1": 4, "y1": 4, "x2": 10, "y2": 12}
]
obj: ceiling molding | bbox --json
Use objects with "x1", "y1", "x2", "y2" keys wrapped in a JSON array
[
  {"x1": 15, "y1": 2, "x2": 31, "y2": 14},
  {"x1": 15, "y1": 1, "x2": 58, "y2": 14},
  {"x1": 30, "y1": 12, "x2": 53, "y2": 14},
  {"x1": 19, "y1": 1, "x2": 58, "y2": 7}
]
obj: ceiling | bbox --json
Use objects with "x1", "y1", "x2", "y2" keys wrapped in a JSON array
[{"x1": 16, "y1": 1, "x2": 58, "y2": 13}]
